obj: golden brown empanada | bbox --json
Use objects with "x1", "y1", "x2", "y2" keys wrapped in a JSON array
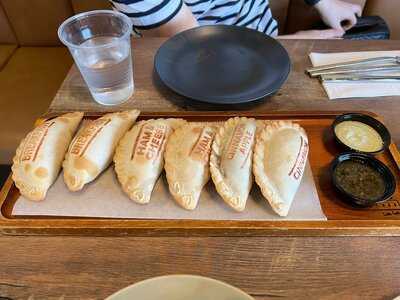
[
  {"x1": 210, "y1": 117, "x2": 257, "y2": 212},
  {"x1": 12, "y1": 112, "x2": 83, "y2": 201},
  {"x1": 165, "y1": 123, "x2": 217, "y2": 210},
  {"x1": 114, "y1": 118, "x2": 185, "y2": 204},
  {"x1": 63, "y1": 110, "x2": 140, "y2": 191},
  {"x1": 253, "y1": 120, "x2": 309, "y2": 216}
]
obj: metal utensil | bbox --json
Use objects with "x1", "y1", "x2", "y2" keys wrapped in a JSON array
[
  {"x1": 307, "y1": 56, "x2": 400, "y2": 75},
  {"x1": 321, "y1": 74, "x2": 400, "y2": 82},
  {"x1": 310, "y1": 65, "x2": 400, "y2": 77}
]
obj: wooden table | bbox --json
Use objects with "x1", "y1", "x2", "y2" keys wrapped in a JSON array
[
  {"x1": 50, "y1": 39, "x2": 400, "y2": 147},
  {"x1": 1, "y1": 39, "x2": 400, "y2": 300}
]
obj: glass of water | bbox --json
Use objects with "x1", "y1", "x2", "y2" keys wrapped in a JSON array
[{"x1": 58, "y1": 10, "x2": 134, "y2": 105}]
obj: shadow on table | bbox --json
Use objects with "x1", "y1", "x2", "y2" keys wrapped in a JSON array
[
  {"x1": 152, "y1": 70, "x2": 272, "y2": 111},
  {"x1": 0, "y1": 165, "x2": 11, "y2": 189}
]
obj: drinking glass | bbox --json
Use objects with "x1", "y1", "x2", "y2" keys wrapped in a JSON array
[{"x1": 58, "y1": 10, "x2": 134, "y2": 105}]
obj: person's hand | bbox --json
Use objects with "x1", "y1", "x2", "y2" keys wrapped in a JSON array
[
  {"x1": 278, "y1": 28, "x2": 344, "y2": 39},
  {"x1": 315, "y1": 0, "x2": 362, "y2": 30}
]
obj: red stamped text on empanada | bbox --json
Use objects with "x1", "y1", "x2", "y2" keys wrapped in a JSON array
[
  {"x1": 21, "y1": 121, "x2": 55, "y2": 162},
  {"x1": 226, "y1": 123, "x2": 254, "y2": 161},
  {"x1": 289, "y1": 136, "x2": 309, "y2": 180},
  {"x1": 190, "y1": 127, "x2": 215, "y2": 163},
  {"x1": 69, "y1": 118, "x2": 111, "y2": 156},
  {"x1": 133, "y1": 123, "x2": 167, "y2": 161}
]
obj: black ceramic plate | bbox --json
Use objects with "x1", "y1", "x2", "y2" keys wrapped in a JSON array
[{"x1": 154, "y1": 25, "x2": 291, "y2": 104}]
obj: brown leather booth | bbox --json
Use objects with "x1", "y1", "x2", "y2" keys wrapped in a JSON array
[{"x1": 0, "y1": 0, "x2": 396, "y2": 164}]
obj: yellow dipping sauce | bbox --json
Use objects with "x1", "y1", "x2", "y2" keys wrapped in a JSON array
[{"x1": 334, "y1": 121, "x2": 383, "y2": 152}]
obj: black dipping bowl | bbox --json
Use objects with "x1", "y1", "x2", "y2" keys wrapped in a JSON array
[
  {"x1": 332, "y1": 113, "x2": 391, "y2": 155},
  {"x1": 330, "y1": 153, "x2": 396, "y2": 207}
]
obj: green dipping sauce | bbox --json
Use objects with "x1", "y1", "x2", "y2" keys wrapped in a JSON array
[{"x1": 334, "y1": 160, "x2": 386, "y2": 201}]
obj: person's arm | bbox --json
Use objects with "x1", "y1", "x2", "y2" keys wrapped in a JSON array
[
  {"x1": 278, "y1": 0, "x2": 361, "y2": 39},
  {"x1": 146, "y1": 2, "x2": 198, "y2": 37},
  {"x1": 277, "y1": 28, "x2": 344, "y2": 39},
  {"x1": 110, "y1": 0, "x2": 198, "y2": 37}
]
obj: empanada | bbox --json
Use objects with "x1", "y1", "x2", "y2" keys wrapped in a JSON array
[
  {"x1": 12, "y1": 112, "x2": 83, "y2": 201},
  {"x1": 114, "y1": 118, "x2": 185, "y2": 204},
  {"x1": 210, "y1": 117, "x2": 257, "y2": 212},
  {"x1": 165, "y1": 123, "x2": 217, "y2": 210},
  {"x1": 63, "y1": 110, "x2": 140, "y2": 191},
  {"x1": 253, "y1": 120, "x2": 309, "y2": 216}
]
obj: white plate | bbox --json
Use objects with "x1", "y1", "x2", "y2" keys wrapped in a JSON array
[{"x1": 106, "y1": 275, "x2": 254, "y2": 300}]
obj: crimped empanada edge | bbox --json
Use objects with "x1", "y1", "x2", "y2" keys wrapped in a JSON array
[
  {"x1": 12, "y1": 112, "x2": 84, "y2": 200},
  {"x1": 12, "y1": 133, "x2": 47, "y2": 201},
  {"x1": 253, "y1": 120, "x2": 308, "y2": 217},
  {"x1": 114, "y1": 118, "x2": 186, "y2": 204},
  {"x1": 165, "y1": 122, "x2": 216, "y2": 210},
  {"x1": 210, "y1": 117, "x2": 255, "y2": 212}
]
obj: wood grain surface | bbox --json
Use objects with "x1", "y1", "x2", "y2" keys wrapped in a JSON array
[
  {"x1": 50, "y1": 39, "x2": 400, "y2": 147},
  {"x1": 0, "y1": 236, "x2": 399, "y2": 300},
  {"x1": 3, "y1": 39, "x2": 400, "y2": 300}
]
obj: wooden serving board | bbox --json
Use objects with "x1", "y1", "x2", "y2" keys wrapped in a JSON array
[{"x1": 1, "y1": 111, "x2": 400, "y2": 236}]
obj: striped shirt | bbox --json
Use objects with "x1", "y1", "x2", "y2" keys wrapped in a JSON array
[{"x1": 111, "y1": 0, "x2": 279, "y2": 36}]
